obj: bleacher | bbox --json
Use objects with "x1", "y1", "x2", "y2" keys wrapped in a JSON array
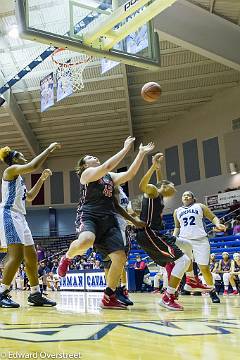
[
  {"x1": 210, "y1": 235, "x2": 240, "y2": 259},
  {"x1": 34, "y1": 234, "x2": 76, "y2": 256}
]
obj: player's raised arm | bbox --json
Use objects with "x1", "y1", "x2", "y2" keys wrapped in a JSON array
[
  {"x1": 0, "y1": 143, "x2": 61, "y2": 180},
  {"x1": 26, "y1": 169, "x2": 52, "y2": 202},
  {"x1": 138, "y1": 152, "x2": 161, "y2": 197},
  {"x1": 110, "y1": 142, "x2": 155, "y2": 186},
  {"x1": 154, "y1": 153, "x2": 164, "y2": 183},
  {"x1": 80, "y1": 136, "x2": 135, "y2": 184}
]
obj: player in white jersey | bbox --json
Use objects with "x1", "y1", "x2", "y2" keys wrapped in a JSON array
[
  {"x1": 115, "y1": 185, "x2": 129, "y2": 238},
  {"x1": 111, "y1": 185, "x2": 145, "y2": 305},
  {"x1": 0, "y1": 143, "x2": 60, "y2": 308},
  {"x1": 173, "y1": 191, "x2": 226, "y2": 303}
]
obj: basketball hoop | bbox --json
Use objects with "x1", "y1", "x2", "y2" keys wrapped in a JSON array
[{"x1": 51, "y1": 48, "x2": 93, "y2": 92}]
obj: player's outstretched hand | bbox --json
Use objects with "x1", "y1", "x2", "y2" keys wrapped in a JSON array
[
  {"x1": 152, "y1": 153, "x2": 164, "y2": 169},
  {"x1": 214, "y1": 224, "x2": 226, "y2": 232},
  {"x1": 49, "y1": 142, "x2": 61, "y2": 153},
  {"x1": 41, "y1": 169, "x2": 52, "y2": 181},
  {"x1": 124, "y1": 136, "x2": 135, "y2": 151},
  {"x1": 139, "y1": 142, "x2": 155, "y2": 154}
]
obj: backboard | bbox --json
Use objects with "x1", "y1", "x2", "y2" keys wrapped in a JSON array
[{"x1": 16, "y1": 0, "x2": 177, "y2": 70}]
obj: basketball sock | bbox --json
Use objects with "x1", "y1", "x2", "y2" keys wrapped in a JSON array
[
  {"x1": 104, "y1": 287, "x2": 115, "y2": 296},
  {"x1": 0, "y1": 284, "x2": 10, "y2": 294},
  {"x1": 186, "y1": 270, "x2": 194, "y2": 278},
  {"x1": 224, "y1": 286, "x2": 229, "y2": 290},
  {"x1": 232, "y1": 286, "x2": 237, "y2": 291},
  {"x1": 166, "y1": 286, "x2": 176, "y2": 294},
  {"x1": 30, "y1": 285, "x2": 41, "y2": 294}
]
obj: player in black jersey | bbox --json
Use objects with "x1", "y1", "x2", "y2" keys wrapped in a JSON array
[
  {"x1": 58, "y1": 136, "x2": 154, "y2": 309},
  {"x1": 137, "y1": 153, "x2": 191, "y2": 311}
]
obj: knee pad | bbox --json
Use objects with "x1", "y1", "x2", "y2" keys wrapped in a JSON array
[{"x1": 172, "y1": 254, "x2": 191, "y2": 280}]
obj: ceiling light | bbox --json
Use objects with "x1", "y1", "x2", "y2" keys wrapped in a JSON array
[{"x1": 8, "y1": 25, "x2": 19, "y2": 39}]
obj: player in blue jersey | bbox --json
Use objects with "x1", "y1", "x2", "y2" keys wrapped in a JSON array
[{"x1": 0, "y1": 143, "x2": 60, "y2": 308}]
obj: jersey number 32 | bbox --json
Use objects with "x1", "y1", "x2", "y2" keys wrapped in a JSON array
[{"x1": 183, "y1": 216, "x2": 196, "y2": 226}]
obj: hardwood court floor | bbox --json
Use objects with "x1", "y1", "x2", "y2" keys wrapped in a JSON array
[{"x1": 0, "y1": 291, "x2": 240, "y2": 360}]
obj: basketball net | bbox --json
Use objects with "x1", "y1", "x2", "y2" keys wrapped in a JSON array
[{"x1": 51, "y1": 48, "x2": 92, "y2": 92}]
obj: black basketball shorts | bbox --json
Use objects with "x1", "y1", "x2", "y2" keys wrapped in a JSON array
[
  {"x1": 76, "y1": 212, "x2": 125, "y2": 259},
  {"x1": 136, "y1": 227, "x2": 183, "y2": 266}
]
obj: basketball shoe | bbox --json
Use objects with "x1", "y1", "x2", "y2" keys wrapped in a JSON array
[
  {"x1": 209, "y1": 289, "x2": 220, "y2": 303},
  {"x1": 184, "y1": 276, "x2": 212, "y2": 292},
  {"x1": 28, "y1": 292, "x2": 56, "y2": 306},
  {"x1": 159, "y1": 291, "x2": 184, "y2": 311},
  {"x1": 0, "y1": 290, "x2": 20, "y2": 308},
  {"x1": 58, "y1": 255, "x2": 72, "y2": 277},
  {"x1": 100, "y1": 292, "x2": 127, "y2": 309},
  {"x1": 116, "y1": 286, "x2": 134, "y2": 306}
]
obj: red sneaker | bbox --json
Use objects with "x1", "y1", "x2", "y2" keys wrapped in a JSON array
[
  {"x1": 100, "y1": 293, "x2": 127, "y2": 310},
  {"x1": 184, "y1": 276, "x2": 212, "y2": 292},
  {"x1": 57, "y1": 255, "x2": 72, "y2": 277},
  {"x1": 223, "y1": 290, "x2": 228, "y2": 296},
  {"x1": 159, "y1": 291, "x2": 183, "y2": 311},
  {"x1": 231, "y1": 290, "x2": 239, "y2": 296}
]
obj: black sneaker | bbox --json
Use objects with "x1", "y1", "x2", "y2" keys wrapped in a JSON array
[
  {"x1": 116, "y1": 286, "x2": 134, "y2": 306},
  {"x1": 0, "y1": 290, "x2": 20, "y2": 308},
  {"x1": 210, "y1": 290, "x2": 220, "y2": 303},
  {"x1": 28, "y1": 292, "x2": 56, "y2": 307}
]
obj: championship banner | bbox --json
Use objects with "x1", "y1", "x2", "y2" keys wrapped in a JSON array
[
  {"x1": 40, "y1": 72, "x2": 54, "y2": 112},
  {"x1": 205, "y1": 190, "x2": 240, "y2": 210},
  {"x1": 56, "y1": 69, "x2": 73, "y2": 102}
]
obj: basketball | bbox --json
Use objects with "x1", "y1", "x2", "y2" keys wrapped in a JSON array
[{"x1": 141, "y1": 82, "x2": 162, "y2": 102}]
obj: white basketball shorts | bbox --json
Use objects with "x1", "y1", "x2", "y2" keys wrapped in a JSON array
[
  {"x1": 177, "y1": 236, "x2": 210, "y2": 265},
  {"x1": 0, "y1": 209, "x2": 34, "y2": 247},
  {"x1": 116, "y1": 215, "x2": 127, "y2": 246}
]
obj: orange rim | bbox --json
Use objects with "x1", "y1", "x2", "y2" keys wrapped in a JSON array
[{"x1": 51, "y1": 48, "x2": 92, "y2": 67}]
